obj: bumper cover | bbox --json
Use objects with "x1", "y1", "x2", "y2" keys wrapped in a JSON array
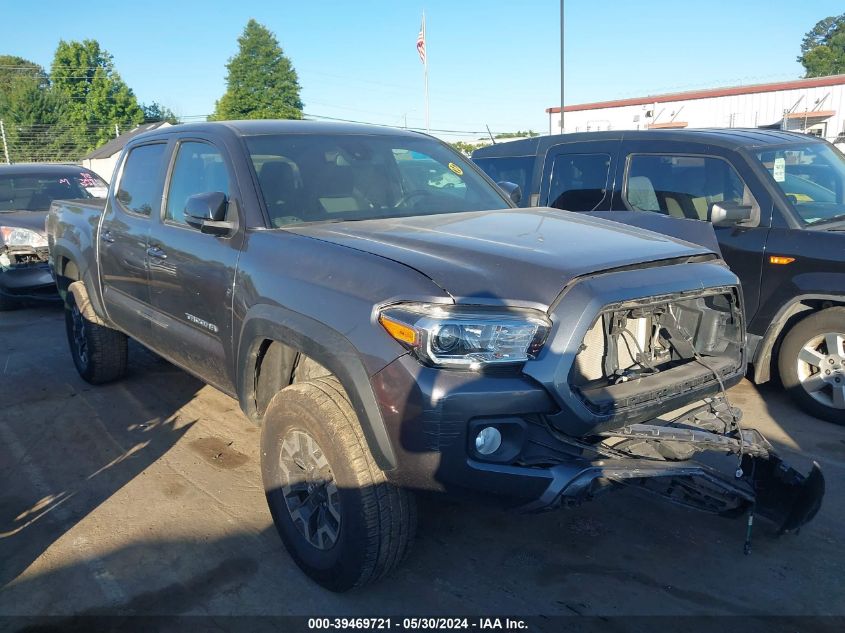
[
  {"x1": 372, "y1": 355, "x2": 824, "y2": 534},
  {"x1": 0, "y1": 261, "x2": 56, "y2": 300},
  {"x1": 516, "y1": 449, "x2": 824, "y2": 534}
]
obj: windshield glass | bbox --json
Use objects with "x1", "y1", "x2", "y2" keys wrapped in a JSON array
[
  {"x1": 756, "y1": 142, "x2": 845, "y2": 225},
  {"x1": 245, "y1": 134, "x2": 509, "y2": 227},
  {"x1": 0, "y1": 169, "x2": 107, "y2": 212}
]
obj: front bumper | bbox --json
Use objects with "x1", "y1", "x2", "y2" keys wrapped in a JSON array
[
  {"x1": 0, "y1": 261, "x2": 57, "y2": 301},
  {"x1": 371, "y1": 355, "x2": 824, "y2": 533}
]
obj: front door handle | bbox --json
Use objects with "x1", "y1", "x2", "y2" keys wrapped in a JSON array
[
  {"x1": 100, "y1": 230, "x2": 115, "y2": 243},
  {"x1": 146, "y1": 245, "x2": 167, "y2": 259}
]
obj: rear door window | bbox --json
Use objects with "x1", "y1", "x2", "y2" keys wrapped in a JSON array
[
  {"x1": 624, "y1": 154, "x2": 751, "y2": 221},
  {"x1": 116, "y1": 144, "x2": 168, "y2": 216},
  {"x1": 547, "y1": 153, "x2": 611, "y2": 210}
]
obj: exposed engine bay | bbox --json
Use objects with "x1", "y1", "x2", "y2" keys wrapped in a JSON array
[
  {"x1": 571, "y1": 287, "x2": 744, "y2": 423},
  {"x1": 0, "y1": 245, "x2": 50, "y2": 270}
]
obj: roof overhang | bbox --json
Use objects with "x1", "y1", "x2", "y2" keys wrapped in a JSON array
[
  {"x1": 647, "y1": 121, "x2": 689, "y2": 129},
  {"x1": 547, "y1": 75, "x2": 845, "y2": 114}
]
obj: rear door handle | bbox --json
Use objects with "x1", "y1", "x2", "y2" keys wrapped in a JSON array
[
  {"x1": 146, "y1": 245, "x2": 167, "y2": 259},
  {"x1": 100, "y1": 230, "x2": 115, "y2": 243}
]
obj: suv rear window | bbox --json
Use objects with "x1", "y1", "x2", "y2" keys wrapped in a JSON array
[
  {"x1": 116, "y1": 144, "x2": 167, "y2": 216},
  {"x1": 548, "y1": 153, "x2": 611, "y2": 211},
  {"x1": 472, "y1": 156, "x2": 533, "y2": 204}
]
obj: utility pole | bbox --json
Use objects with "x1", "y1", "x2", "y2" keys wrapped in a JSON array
[
  {"x1": 0, "y1": 120, "x2": 9, "y2": 165},
  {"x1": 559, "y1": 0, "x2": 565, "y2": 134}
]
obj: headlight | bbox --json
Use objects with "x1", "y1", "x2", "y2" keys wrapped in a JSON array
[
  {"x1": 0, "y1": 226, "x2": 48, "y2": 248},
  {"x1": 379, "y1": 303, "x2": 550, "y2": 369}
]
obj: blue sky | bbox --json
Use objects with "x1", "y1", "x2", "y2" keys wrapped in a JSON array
[{"x1": 3, "y1": 0, "x2": 843, "y2": 139}]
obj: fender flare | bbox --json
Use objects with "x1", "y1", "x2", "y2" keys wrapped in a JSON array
[
  {"x1": 51, "y1": 242, "x2": 108, "y2": 321},
  {"x1": 752, "y1": 293, "x2": 845, "y2": 384},
  {"x1": 236, "y1": 303, "x2": 397, "y2": 471}
]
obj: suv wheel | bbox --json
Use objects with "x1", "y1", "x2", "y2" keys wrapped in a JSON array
[
  {"x1": 779, "y1": 307, "x2": 845, "y2": 424},
  {"x1": 261, "y1": 376, "x2": 416, "y2": 591},
  {"x1": 64, "y1": 294, "x2": 128, "y2": 384}
]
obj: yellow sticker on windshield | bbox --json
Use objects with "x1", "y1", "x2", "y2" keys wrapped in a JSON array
[{"x1": 448, "y1": 162, "x2": 464, "y2": 176}]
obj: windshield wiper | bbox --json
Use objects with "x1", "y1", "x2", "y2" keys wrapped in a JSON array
[{"x1": 810, "y1": 213, "x2": 845, "y2": 226}]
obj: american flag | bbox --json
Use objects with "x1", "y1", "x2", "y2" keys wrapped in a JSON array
[{"x1": 416, "y1": 14, "x2": 426, "y2": 66}]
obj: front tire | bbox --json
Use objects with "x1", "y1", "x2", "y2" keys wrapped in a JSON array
[
  {"x1": 261, "y1": 377, "x2": 416, "y2": 591},
  {"x1": 779, "y1": 307, "x2": 845, "y2": 424},
  {"x1": 64, "y1": 293, "x2": 128, "y2": 384}
]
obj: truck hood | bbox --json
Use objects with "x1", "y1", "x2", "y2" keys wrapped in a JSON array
[
  {"x1": 289, "y1": 208, "x2": 713, "y2": 307},
  {"x1": 0, "y1": 210, "x2": 48, "y2": 235}
]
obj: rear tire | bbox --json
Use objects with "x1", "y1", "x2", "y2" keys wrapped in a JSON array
[
  {"x1": 778, "y1": 307, "x2": 845, "y2": 425},
  {"x1": 64, "y1": 293, "x2": 128, "y2": 384},
  {"x1": 261, "y1": 376, "x2": 416, "y2": 591}
]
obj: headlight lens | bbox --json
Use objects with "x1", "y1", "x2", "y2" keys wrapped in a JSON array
[
  {"x1": 379, "y1": 303, "x2": 550, "y2": 369},
  {"x1": 0, "y1": 226, "x2": 48, "y2": 248}
]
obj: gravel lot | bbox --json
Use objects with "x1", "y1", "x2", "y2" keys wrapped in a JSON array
[{"x1": 1, "y1": 304, "x2": 843, "y2": 624}]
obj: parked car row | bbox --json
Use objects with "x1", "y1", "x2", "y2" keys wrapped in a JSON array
[
  {"x1": 473, "y1": 129, "x2": 845, "y2": 423},
  {"x1": 36, "y1": 121, "x2": 824, "y2": 591}
]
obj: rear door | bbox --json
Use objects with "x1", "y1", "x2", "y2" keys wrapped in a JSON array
[
  {"x1": 99, "y1": 142, "x2": 170, "y2": 341},
  {"x1": 145, "y1": 137, "x2": 243, "y2": 393},
  {"x1": 615, "y1": 140, "x2": 773, "y2": 317},
  {"x1": 539, "y1": 140, "x2": 619, "y2": 211}
]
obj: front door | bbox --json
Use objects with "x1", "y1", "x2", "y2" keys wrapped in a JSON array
[
  {"x1": 614, "y1": 140, "x2": 773, "y2": 318},
  {"x1": 99, "y1": 142, "x2": 170, "y2": 342},
  {"x1": 146, "y1": 139, "x2": 243, "y2": 393}
]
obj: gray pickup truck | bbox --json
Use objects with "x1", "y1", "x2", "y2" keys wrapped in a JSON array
[{"x1": 46, "y1": 120, "x2": 823, "y2": 591}]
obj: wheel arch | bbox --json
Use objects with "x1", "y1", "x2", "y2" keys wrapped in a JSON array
[
  {"x1": 237, "y1": 303, "x2": 398, "y2": 471},
  {"x1": 51, "y1": 243, "x2": 107, "y2": 319},
  {"x1": 752, "y1": 294, "x2": 845, "y2": 384}
]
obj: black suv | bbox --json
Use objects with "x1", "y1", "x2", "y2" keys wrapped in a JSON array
[{"x1": 474, "y1": 129, "x2": 845, "y2": 423}]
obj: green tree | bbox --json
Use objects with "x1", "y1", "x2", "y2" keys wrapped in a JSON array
[
  {"x1": 798, "y1": 14, "x2": 845, "y2": 77},
  {"x1": 212, "y1": 19, "x2": 303, "y2": 120},
  {"x1": 142, "y1": 101, "x2": 179, "y2": 124},
  {"x1": 0, "y1": 55, "x2": 75, "y2": 162},
  {"x1": 50, "y1": 39, "x2": 144, "y2": 151}
]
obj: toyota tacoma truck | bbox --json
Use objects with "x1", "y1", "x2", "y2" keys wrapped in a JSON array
[{"x1": 46, "y1": 121, "x2": 824, "y2": 591}]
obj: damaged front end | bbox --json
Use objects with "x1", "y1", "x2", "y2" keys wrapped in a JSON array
[
  {"x1": 523, "y1": 397, "x2": 824, "y2": 536},
  {"x1": 0, "y1": 227, "x2": 55, "y2": 301},
  {"x1": 521, "y1": 284, "x2": 824, "y2": 536}
]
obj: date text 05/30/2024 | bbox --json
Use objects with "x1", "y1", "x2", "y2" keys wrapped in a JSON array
[{"x1": 307, "y1": 618, "x2": 529, "y2": 630}]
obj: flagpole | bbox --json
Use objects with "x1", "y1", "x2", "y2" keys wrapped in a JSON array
[{"x1": 423, "y1": 11, "x2": 430, "y2": 133}]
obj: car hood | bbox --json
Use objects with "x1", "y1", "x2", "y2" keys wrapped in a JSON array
[
  {"x1": 0, "y1": 210, "x2": 48, "y2": 235},
  {"x1": 288, "y1": 208, "x2": 713, "y2": 307}
]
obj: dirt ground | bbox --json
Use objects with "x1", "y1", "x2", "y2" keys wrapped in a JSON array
[{"x1": 1, "y1": 304, "x2": 843, "y2": 622}]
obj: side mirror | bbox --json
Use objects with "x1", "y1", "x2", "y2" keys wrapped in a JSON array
[
  {"x1": 184, "y1": 192, "x2": 234, "y2": 235},
  {"x1": 497, "y1": 181, "x2": 522, "y2": 205},
  {"x1": 709, "y1": 201, "x2": 754, "y2": 227}
]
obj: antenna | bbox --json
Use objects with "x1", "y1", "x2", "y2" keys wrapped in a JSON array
[{"x1": 486, "y1": 125, "x2": 496, "y2": 144}]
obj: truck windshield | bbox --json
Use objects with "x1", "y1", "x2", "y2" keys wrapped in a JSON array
[
  {"x1": 755, "y1": 142, "x2": 845, "y2": 226},
  {"x1": 245, "y1": 134, "x2": 510, "y2": 227},
  {"x1": 0, "y1": 169, "x2": 107, "y2": 213}
]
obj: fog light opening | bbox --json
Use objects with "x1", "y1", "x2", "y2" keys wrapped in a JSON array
[{"x1": 475, "y1": 426, "x2": 502, "y2": 456}]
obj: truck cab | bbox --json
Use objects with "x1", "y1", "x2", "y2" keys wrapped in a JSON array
[{"x1": 473, "y1": 130, "x2": 845, "y2": 423}]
